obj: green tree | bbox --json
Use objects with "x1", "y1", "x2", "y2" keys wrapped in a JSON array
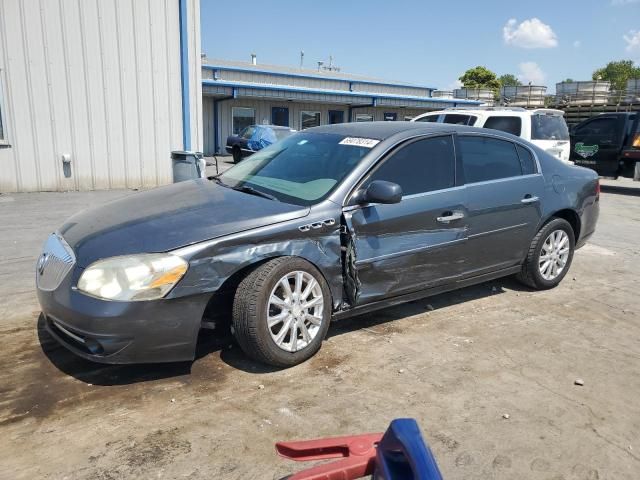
[
  {"x1": 592, "y1": 60, "x2": 640, "y2": 91},
  {"x1": 459, "y1": 66, "x2": 501, "y2": 90},
  {"x1": 498, "y1": 74, "x2": 522, "y2": 87},
  {"x1": 561, "y1": 78, "x2": 574, "y2": 83}
]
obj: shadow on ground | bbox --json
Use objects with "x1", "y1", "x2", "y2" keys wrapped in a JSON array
[
  {"x1": 601, "y1": 184, "x2": 640, "y2": 197},
  {"x1": 38, "y1": 278, "x2": 525, "y2": 383}
]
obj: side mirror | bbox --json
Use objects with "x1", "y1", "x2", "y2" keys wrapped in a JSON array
[{"x1": 354, "y1": 180, "x2": 403, "y2": 205}]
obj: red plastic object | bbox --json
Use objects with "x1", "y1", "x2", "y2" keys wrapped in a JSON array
[{"x1": 276, "y1": 432, "x2": 383, "y2": 480}]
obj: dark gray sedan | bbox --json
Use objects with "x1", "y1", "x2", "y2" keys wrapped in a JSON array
[{"x1": 37, "y1": 122, "x2": 599, "y2": 367}]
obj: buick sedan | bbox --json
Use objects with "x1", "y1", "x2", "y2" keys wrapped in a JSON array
[{"x1": 37, "y1": 122, "x2": 600, "y2": 367}]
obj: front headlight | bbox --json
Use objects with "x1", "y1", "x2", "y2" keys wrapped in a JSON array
[{"x1": 77, "y1": 253, "x2": 188, "y2": 301}]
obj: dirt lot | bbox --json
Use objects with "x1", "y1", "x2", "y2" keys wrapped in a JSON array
[{"x1": 0, "y1": 178, "x2": 639, "y2": 480}]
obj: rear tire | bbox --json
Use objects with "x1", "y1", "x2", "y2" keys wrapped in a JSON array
[
  {"x1": 232, "y1": 257, "x2": 332, "y2": 368},
  {"x1": 232, "y1": 146, "x2": 241, "y2": 164},
  {"x1": 516, "y1": 218, "x2": 575, "y2": 290}
]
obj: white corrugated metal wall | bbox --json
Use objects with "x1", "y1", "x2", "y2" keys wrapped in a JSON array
[
  {"x1": 0, "y1": 0, "x2": 202, "y2": 193},
  {"x1": 202, "y1": 97, "x2": 434, "y2": 155}
]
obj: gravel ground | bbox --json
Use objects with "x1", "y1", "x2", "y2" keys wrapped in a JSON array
[{"x1": 0, "y1": 177, "x2": 638, "y2": 480}]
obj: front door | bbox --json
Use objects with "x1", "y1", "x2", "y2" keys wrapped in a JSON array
[
  {"x1": 570, "y1": 115, "x2": 624, "y2": 176},
  {"x1": 344, "y1": 135, "x2": 468, "y2": 305},
  {"x1": 457, "y1": 134, "x2": 544, "y2": 276},
  {"x1": 271, "y1": 107, "x2": 289, "y2": 127}
]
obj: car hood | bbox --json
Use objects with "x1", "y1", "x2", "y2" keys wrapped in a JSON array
[{"x1": 60, "y1": 179, "x2": 310, "y2": 267}]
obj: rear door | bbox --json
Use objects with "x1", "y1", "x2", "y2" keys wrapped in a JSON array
[
  {"x1": 570, "y1": 115, "x2": 625, "y2": 176},
  {"x1": 457, "y1": 134, "x2": 544, "y2": 276},
  {"x1": 345, "y1": 135, "x2": 468, "y2": 305}
]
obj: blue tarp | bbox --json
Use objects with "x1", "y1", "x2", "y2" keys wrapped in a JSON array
[{"x1": 247, "y1": 126, "x2": 278, "y2": 151}]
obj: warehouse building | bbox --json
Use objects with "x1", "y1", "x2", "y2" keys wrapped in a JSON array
[
  {"x1": 0, "y1": 0, "x2": 202, "y2": 193},
  {"x1": 202, "y1": 58, "x2": 479, "y2": 155}
]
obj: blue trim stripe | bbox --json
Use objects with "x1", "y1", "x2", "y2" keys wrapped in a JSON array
[
  {"x1": 202, "y1": 80, "x2": 481, "y2": 105},
  {"x1": 202, "y1": 64, "x2": 437, "y2": 92},
  {"x1": 179, "y1": 0, "x2": 191, "y2": 151}
]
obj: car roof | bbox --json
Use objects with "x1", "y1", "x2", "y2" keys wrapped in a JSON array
[
  {"x1": 416, "y1": 107, "x2": 565, "y2": 118},
  {"x1": 308, "y1": 121, "x2": 499, "y2": 140}
]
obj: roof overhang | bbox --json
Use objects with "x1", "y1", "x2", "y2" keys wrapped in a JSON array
[{"x1": 202, "y1": 80, "x2": 480, "y2": 108}]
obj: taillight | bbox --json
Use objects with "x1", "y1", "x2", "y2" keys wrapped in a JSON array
[
  {"x1": 632, "y1": 133, "x2": 640, "y2": 148},
  {"x1": 595, "y1": 180, "x2": 600, "y2": 199}
]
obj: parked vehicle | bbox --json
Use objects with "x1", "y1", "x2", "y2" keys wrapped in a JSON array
[
  {"x1": 37, "y1": 122, "x2": 599, "y2": 368},
  {"x1": 225, "y1": 124, "x2": 295, "y2": 163},
  {"x1": 570, "y1": 112, "x2": 640, "y2": 180},
  {"x1": 412, "y1": 107, "x2": 571, "y2": 162}
]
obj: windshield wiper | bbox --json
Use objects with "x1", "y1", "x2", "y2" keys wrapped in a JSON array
[{"x1": 232, "y1": 185, "x2": 279, "y2": 202}]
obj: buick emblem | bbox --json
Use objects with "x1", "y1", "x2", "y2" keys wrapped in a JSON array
[{"x1": 37, "y1": 253, "x2": 49, "y2": 275}]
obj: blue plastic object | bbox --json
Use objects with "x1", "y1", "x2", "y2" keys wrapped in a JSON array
[{"x1": 374, "y1": 418, "x2": 443, "y2": 480}]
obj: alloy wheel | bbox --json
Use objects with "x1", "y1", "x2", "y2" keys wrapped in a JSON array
[
  {"x1": 538, "y1": 229, "x2": 570, "y2": 281},
  {"x1": 267, "y1": 271, "x2": 324, "y2": 352}
]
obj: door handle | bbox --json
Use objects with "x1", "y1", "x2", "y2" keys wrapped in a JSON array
[
  {"x1": 521, "y1": 195, "x2": 540, "y2": 204},
  {"x1": 436, "y1": 211, "x2": 465, "y2": 223}
]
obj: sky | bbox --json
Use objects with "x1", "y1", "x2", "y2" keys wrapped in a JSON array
[{"x1": 201, "y1": 0, "x2": 640, "y2": 92}]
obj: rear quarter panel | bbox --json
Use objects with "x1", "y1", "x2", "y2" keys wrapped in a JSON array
[{"x1": 536, "y1": 147, "x2": 600, "y2": 244}]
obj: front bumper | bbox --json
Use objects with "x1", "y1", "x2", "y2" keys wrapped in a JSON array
[{"x1": 38, "y1": 271, "x2": 211, "y2": 364}]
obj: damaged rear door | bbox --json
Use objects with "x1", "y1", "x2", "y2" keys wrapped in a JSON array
[{"x1": 342, "y1": 135, "x2": 468, "y2": 306}]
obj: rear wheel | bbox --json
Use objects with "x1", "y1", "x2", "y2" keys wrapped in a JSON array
[
  {"x1": 516, "y1": 218, "x2": 575, "y2": 290},
  {"x1": 232, "y1": 146, "x2": 242, "y2": 164},
  {"x1": 232, "y1": 257, "x2": 332, "y2": 367}
]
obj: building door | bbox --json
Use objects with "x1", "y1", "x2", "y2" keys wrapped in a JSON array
[
  {"x1": 328, "y1": 110, "x2": 344, "y2": 124},
  {"x1": 271, "y1": 107, "x2": 289, "y2": 126}
]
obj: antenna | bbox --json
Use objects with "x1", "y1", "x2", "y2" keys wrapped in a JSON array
[{"x1": 300, "y1": 50, "x2": 304, "y2": 69}]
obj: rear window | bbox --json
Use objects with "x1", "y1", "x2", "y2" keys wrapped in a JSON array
[
  {"x1": 483, "y1": 116, "x2": 522, "y2": 136},
  {"x1": 416, "y1": 115, "x2": 440, "y2": 123},
  {"x1": 273, "y1": 129, "x2": 293, "y2": 140},
  {"x1": 442, "y1": 114, "x2": 477, "y2": 126},
  {"x1": 516, "y1": 145, "x2": 537, "y2": 175},
  {"x1": 241, "y1": 126, "x2": 256, "y2": 139},
  {"x1": 531, "y1": 114, "x2": 569, "y2": 140}
]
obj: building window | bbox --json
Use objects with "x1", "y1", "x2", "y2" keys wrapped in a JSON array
[
  {"x1": 355, "y1": 113, "x2": 374, "y2": 122},
  {"x1": 232, "y1": 107, "x2": 256, "y2": 135},
  {"x1": 301, "y1": 111, "x2": 321, "y2": 129},
  {"x1": 383, "y1": 112, "x2": 397, "y2": 121}
]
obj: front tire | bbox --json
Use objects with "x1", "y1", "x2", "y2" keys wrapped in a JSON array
[
  {"x1": 516, "y1": 218, "x2": 575, "y2": 290},
  {"x1": 232, "y1": 257, "x2": 332, "y2": 367}
]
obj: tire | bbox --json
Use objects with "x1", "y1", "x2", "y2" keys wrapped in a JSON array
[
  {"x1": 232, "y1": 257, "x2": 332, "y2": 367},
  {"x1": 516, "y1": 217, "x2": 575, "y2": 290},
  {"x1": 232, "y1": 146, "x2": 242, "y2": 164}
]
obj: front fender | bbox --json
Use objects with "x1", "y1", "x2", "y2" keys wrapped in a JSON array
[{"x1": 167, "y1": 213, "x2": 344, "y2": 311}]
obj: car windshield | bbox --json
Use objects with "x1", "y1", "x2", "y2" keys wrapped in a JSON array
[
  {"x1": 531, "y1": 114, "x2": 569, "y2": 140},
  {"x1": 273, "y1": 128, "x2": 294, "y2": 140},
  {"x1": 218, "y1": 132, "x2": 372, "y2": 206}
]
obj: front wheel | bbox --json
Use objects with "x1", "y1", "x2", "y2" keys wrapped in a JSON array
[
  {"x1": 232, "y1": 257, "x2": 332, "y2": 367},
  {"x1": 516, "y1": 218, "x2": 575, "y2": 290}
]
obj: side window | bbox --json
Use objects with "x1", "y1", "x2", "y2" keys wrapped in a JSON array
[
  {"x1": 442, "y1": 114, "x2": 476, "y2": 126},
  {"x1": 459, "y1": 136, "x2": 523, "y2": 183},
  {"x1": 366, "y1": 136, "x2": 455, "y2": 196},
  {"x1": 516, "y1": 144, "x2": 537, "y2": 175},
  {"x1": 574, "y1": 117, "x2": 617, "y2": 140},
  {"x1": 415, "y1": 115, "x2": 440, "y2": 123},
  {"x1": 483, "y1": 116, "x2": 522, "y2": 136}
]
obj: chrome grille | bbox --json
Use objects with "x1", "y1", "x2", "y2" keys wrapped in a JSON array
[{"x1": 36, "y1": 233, "x2": 76, "y2": 291}]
